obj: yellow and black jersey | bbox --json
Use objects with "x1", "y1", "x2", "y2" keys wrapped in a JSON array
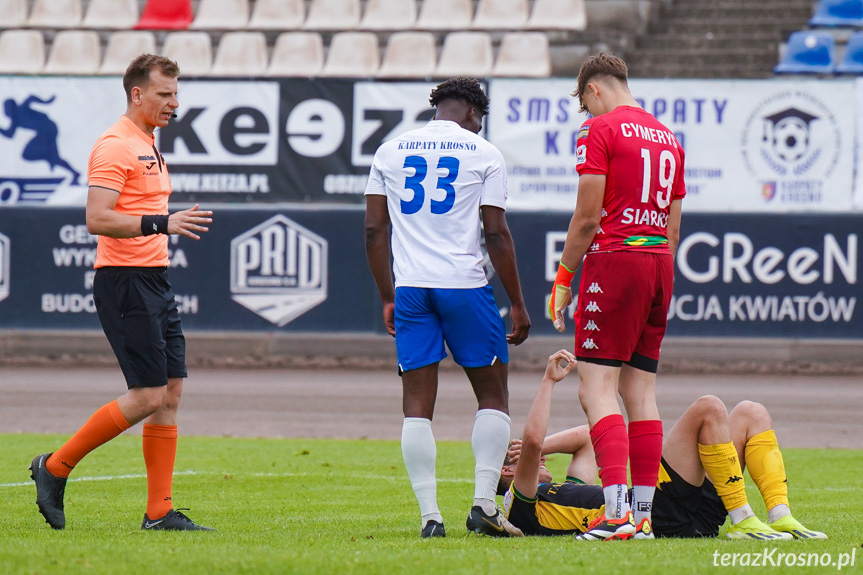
[
  {"x1": 502, "y1": 478, "x2": 605, "y2": 536},
  {"x1": 502, "y1": 462, "x2": 730, "y2": 538}
]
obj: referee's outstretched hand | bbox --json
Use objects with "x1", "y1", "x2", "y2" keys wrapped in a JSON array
[{"x1": 169, "y1": 204, "x2": 213, "y2": 240}]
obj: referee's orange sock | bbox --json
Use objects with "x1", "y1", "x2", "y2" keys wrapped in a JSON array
[
  {"x1": 143, "y1": 424, "x2": 178, "y2": 520},
  {"x1": 46, "y1": 400, "x2": 131, "y2": 478}
]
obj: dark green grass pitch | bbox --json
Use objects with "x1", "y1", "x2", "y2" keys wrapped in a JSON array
[{"x1": 1, "y1": 435, "x2": 860, "y2": 574}]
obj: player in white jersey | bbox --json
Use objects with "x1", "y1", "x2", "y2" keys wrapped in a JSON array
[{"x1": 365, "y1": 78, "x2": 530, "y2": 538}]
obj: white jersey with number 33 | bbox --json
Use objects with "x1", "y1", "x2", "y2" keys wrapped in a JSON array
[{"x1": 364, "y1": 120, "x2": 508, "y2": 289}]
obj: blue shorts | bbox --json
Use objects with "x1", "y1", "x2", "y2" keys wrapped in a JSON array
[{"x1": 394, "y1": 285, "x2": 509, "y2": 372}]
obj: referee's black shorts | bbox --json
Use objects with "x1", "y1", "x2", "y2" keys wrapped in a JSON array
[{"x1": 93, "y1": 266, "x2": 187, "y2": 388}]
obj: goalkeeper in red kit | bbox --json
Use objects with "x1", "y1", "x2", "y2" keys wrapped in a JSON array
[{"x1": 548, "y1": 53, "x2": 685, "y2": 541}]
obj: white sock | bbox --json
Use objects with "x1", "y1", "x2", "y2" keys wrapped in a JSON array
[
  {"x1": 402, "y1": 418, "x2": 439, "y2": 520},
  {"x1": 603, "y1": 484, "x2": 630, "y2": 519},
  {"x1": 422, "y1": 512, "x2": 443, "y2": 528},
  {"x1": 767, "y1": 503, "x2": 791, "y2": 524},
  {"x1": 471, "y1": 409, "x2": 511, "y2": 505},
  {"x1": 473, "y1": 498, "x2": 497, "y2": 516},
  {"x1": 728, "y1": 503, "x2": 756, "y2": 525},
  {"x1": 631, "y1": 485, "x2": 655, "y2": 524}
]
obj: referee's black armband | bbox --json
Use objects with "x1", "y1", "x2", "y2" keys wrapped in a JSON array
[{"x1": 141, "y1": 215, "x2": 170, "y2": 236}]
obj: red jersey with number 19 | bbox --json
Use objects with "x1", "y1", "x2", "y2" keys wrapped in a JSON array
[{"x1": 575, "y1": 106, "x2": 686, "y2": 256}]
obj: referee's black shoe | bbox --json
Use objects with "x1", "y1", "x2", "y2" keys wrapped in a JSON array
[
  {"x1": 30, "y1": 453, "x2": 67, "y2": 530},
  {"x1": 421, "y1": 520, "x2": 446, "y2": 538},
  {"x1": 142, "y1": 509, "x2": 215, "y2": 531}
]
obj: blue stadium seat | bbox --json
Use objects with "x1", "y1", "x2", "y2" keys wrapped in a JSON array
[
  {"x1": 774, "y1": 31, "x2": 835, "y2": 74},
  {"x1": 836, "y1": 31, "x2": 863, "y2": 73},
  {"x1": 810, "y1": 0, "x2": 863, "y2": 27}
]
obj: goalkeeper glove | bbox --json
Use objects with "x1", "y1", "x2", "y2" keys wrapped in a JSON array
[{"x1": 549, "y1": 262, "x2": 575, "y2": 332}]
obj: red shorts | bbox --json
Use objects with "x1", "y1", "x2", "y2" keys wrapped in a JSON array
[{"x1": 573, "y1": 251, "x2": 673, "y2": 364}]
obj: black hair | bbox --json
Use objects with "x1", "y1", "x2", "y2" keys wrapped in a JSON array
[{"x1": 429, "y1": 78, "x2": 490, "y2": 116}]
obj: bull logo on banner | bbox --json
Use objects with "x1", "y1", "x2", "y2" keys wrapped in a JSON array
[
  {"x1": 230, "y1": 215, "x2": 328, "y2": 326},
  {"x1": 0, "y1": 95, "x2": 81, "y2": 204},
  {"x1": 0, "y1": 231, "x2": 9, "y2": 303}
]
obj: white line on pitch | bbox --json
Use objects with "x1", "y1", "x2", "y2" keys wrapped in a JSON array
[
  {"x1": 0, "y1": 470, "x2": 472, "y2": 488},
  {"x1": 0, "y1": 470, "x2": 200, "y2": 488}
]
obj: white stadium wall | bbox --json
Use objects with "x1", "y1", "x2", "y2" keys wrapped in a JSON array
[
  {"x1": 0, "y1": 76, "x2": 859, "y2": 343},
  {"x1": 0, "y1": 76, "x2": 860, "y2": 213}
]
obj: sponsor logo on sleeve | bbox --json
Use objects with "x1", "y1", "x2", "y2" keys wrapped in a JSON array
[{"x1": 576, "y1": 144, "x2": 587, "y2": 166}]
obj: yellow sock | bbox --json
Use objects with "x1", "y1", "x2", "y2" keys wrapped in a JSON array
[
  {"x1": 744, "y1": 430, "x2": 789, "y2": 511},
  {"x1": 698, "y1": 442, "x2": 748, "y2": 512}
]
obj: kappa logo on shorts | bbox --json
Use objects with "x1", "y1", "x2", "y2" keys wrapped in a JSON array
[
  {"x1": 584, "y1": 320, "x2": 599, "y2": 331},
  {"x1": 586, "y1": 282, "x2": 603, "y2": 294},
  {"x1": 589, "y1": 242, "x2": 600, "y2": 252},
  {"x1": 582, "y1": 338, "x2": 599, "y2": 350},
  {"x1": 584, "y1": 301, "x2": 601, "y2": 313},
  {"x1": 230, "y1": 214, "x2": 328, "y2": 326},
  {"x1": 0, "y1": 231, "x2": 9, "y2": 303}
]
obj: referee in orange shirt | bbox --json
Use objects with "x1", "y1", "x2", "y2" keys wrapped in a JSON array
[{"x1": 30, "y1": 55, "x2": 214, "y2": 531}]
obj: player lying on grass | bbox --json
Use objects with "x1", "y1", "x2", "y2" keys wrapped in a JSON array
[{"x1": 499, "y1": 350, "x2": 827, "y2": 541}]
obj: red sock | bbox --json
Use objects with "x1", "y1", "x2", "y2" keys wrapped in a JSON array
[
  {"x1": 142, "y1": 424, "x2": 178, "y2": 520},
  {"x1": 47, "y1": 400, "x2": 131, "y2": 478},
  {"x1": 590, "y1": 414, "x2": 629, "y2": 487},
  {"x1": 629, "y1": 419, "x2": 663, "y2": 487}
]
